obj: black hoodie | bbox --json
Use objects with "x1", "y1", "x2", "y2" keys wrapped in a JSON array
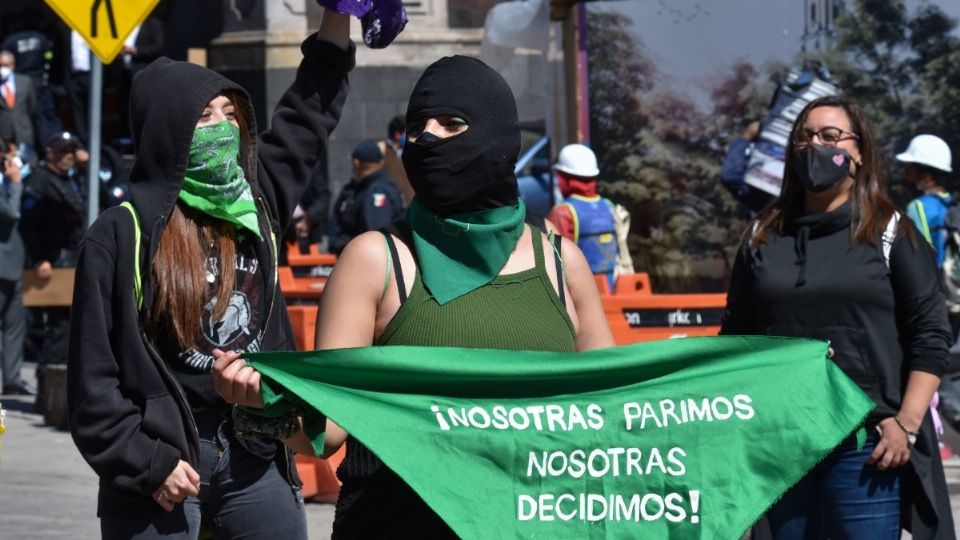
[
  {"x1": 721, "y1": 204, "x2": 955, "y2": 539},
  {"x1": 66, "y1": 34, "x2": 354, "y2": 516}
]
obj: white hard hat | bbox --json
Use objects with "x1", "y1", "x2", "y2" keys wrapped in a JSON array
[
  {"x1": 896, "y1": 134, "x2": 952, "y2": 173},
  {"x1": 553, "y1": 144, "x2": 600, "y2": 178}
]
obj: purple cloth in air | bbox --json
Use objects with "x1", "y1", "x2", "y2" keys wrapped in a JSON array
[
  {"x1": 361, "y1": 0, "x2": 408, "y2": 48},
  {"x1": 315, "y1": 0, "x2": 372, "y2": 18}
]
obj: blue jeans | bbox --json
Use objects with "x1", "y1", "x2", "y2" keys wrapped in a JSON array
[
  {"x1": 766, "y1": 432, "x2": 901, "y2": 540},
  {"x1": 101, "y1": 426, "x2": 307, "y2": 540}
]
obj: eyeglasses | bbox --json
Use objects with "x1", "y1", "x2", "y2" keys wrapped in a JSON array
[{"x1": 793, "y1": 126, "x2": 859, "y2": 147}]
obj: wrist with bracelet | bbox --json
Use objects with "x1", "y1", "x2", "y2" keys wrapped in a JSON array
[
  {"x1": 893, "y1": 415, "x2": 920, "y2": 445},
  {"x1": 232, "y1": 406, "x2": 301, "y2": 441}
]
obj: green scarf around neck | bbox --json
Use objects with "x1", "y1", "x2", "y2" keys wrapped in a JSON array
[
  {"x1": 406, "y1": 197, "x2": 527, "y2": 305},
  {"x1": 179, "y1": 120, "x2": 262, "y2": 239}
]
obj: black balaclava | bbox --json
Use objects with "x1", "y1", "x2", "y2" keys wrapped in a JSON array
[{"x1": 402, "y1": 55, "x2": 520, "y2": 216}]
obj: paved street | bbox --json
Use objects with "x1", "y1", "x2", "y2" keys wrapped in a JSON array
[
  {"x1": 0, "y1": 363, "x2": 335, "y2": 539},
  {"x1": 1, "y1": 362, "x2": 958, "y2": 539}
]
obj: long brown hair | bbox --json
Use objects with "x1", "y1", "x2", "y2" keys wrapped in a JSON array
[
  {"x1": 147, "y1": 205, "x2": 239, "y2": 348},
  {"x1": 749, "y1": 95, "x2": 904, "y2": 248},
  {"x1": 145, "y1": 90, "x2": 257, "y2": 350}
]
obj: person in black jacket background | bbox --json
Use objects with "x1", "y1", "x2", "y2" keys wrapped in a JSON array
[
  {"x1": 722, "y1": 95, "x2": 954, "y2": 539},
  {"x1": 66, "y1": 12, "x2": 353, "y2": 540},
  {"x1": 328, "y1": 139, "x2": 404, "y2": 254},
  {"x1": 21, "y1": 131, "x2": 86, "y2": 410}
]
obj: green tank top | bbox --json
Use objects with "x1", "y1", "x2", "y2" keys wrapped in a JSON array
[{"x1": 375, "y1": 227, "x2": 576, "y2": 352}]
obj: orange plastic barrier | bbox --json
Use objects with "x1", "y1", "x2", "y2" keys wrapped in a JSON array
[
  {"x1": 601, "y1": 273, "x2": 727, "y2": 345},
  {"x1": 286, "y1": 304, "x2": 319, "y2": 351},
  {"x1": 279, "y1": 266, "x2": 327, "y2": 299},
  {"x1": 594, "y1": 275, "x2": 611, "y2": 296},
  {"x1": 296, "y1": 445, "x2": 346, "y2": 503},
  {"x1": 286, "y1": 302, "x2": 342, "y2": 504},
  {"x1": 286, "y1": 242, "x2": 337, "y2": 269},
  {"x1": 614, "y1": 273, "x2": 652, "y2": 296}
]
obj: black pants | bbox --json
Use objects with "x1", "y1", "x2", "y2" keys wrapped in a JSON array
[
  {"x1": 100, "y1": 427, "x2": 307, "y2": 540},
  {"x1": 34, "y1": 306, "x2": 70, "y2": 397}
]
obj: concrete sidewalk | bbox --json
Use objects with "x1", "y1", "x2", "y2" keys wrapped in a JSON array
[
  {"x1": 0, "y1": 362, "x2": 335, "y2": 539},
  {"x1": 1, "y1": 361, "x2": 958, "y2": 539}
]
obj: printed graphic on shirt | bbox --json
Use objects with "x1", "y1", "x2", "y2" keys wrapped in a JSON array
[
  {"x1": 177, "y1": 246, "x2": 264, "y2": 373},
  {"x1": 372, "y1": 193, "x2": 386, "y2": 207},
  {"x1": 203, "y1": 291, "x2": 252, "y2": 347}
]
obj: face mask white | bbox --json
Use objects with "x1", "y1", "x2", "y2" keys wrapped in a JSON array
[{"x1": 0, "y1": 67, "x2": 11, "y2": 81}]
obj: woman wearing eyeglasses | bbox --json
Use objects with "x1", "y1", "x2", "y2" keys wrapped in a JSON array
[{"x1": 721, "y1": 95, "x2": 954, "y2": 539}]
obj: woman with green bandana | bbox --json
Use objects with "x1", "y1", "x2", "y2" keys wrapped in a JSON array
[
  {"x1": 214, "y1": 55, "x2": 614, "y2": 537},
  {"x1": 66, "y1": 12, "x2": 354, "y2": 540}
]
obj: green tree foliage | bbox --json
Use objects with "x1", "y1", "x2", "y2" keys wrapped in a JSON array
[
  {"x1": 587, "y1": 11, "x2": 771, "y2": 292},
  {"x1": 586, "y1": 2, "x2": 960, "y2": 292},
  {"x1": 805, "y1": 0, "x2": 960, "y2": 193}
]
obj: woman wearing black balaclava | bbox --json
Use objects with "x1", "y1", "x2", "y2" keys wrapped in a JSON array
[
  {"x1": 215, "y1": 56, "x2": 614, "y2": 536},
  {"x1": 721, "y1": 95, "x2": 954, "y2": 539}
]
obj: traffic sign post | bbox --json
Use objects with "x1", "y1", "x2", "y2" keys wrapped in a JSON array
[
  {"x1": 87, "y1": 55, "x2": 102, "y2": 228},
  {"x1": 44, "y1": 0, "x2": 159, "y2": 226},
  {"x1": 44, "y1": 0, "x2": 160, "y2": 64}
]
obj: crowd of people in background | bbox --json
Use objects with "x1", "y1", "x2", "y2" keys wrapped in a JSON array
[
  {"x1": 0, "y1": 6, "x2": 172, "y2": 402},
  {"x1": 0, "y1": 3, "x2": 957, "y2": 539}
]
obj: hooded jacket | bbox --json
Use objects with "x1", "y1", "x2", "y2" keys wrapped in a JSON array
[
  {"x1": 721, "y1": 203, "x2": 955, "y2": 539},
  {"x1": 66, "y1": 34, "x2": 354, "y2": 515}
]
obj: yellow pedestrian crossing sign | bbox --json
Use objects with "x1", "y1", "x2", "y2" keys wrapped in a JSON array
[{"x1": 44, "y1": 0, "x2": 160, "y2": 64}]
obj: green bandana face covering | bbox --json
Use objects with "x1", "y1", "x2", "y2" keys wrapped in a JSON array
[
  {"x1": 406, "y1": 197, "x2": 526, "y2": 304},
  {"x1": 179, "y1": 120, "x2": 262, "y2": 239}
]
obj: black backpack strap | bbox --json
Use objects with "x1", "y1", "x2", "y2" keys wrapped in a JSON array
[
  {"x1": 379, "y1": 224, "x2": 409, "y2": 305},
  {"x1": 552, "y1": 233, "x2": 565, "y2": 306}
]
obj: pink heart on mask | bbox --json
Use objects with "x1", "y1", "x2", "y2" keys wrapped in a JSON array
[{"x1": 832, "y1": 154, "x2": 846, "y2": 167}]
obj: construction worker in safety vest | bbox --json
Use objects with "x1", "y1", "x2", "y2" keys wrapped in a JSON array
[
  {"x1": 897, "y1": 134, "x2": 954, "y2": 267},
  {"x1": 548, "y1": 143, "x2": 631, "y2": 291}
]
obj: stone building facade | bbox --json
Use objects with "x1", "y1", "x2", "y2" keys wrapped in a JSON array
[{"x1": 209, "y1": 0, "x2": 553, "y2": 203}]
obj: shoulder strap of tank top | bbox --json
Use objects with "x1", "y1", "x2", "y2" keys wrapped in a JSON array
[
  {"x1": 380, "y1": 230, "x2": 407, "y2": 305},
  {"x1": 534, "y1": 231, "x2": 567, "y2": 306},
  {"x1": 553, "y1": 233, "x2": 565, "y2": 307},
  {"x1": 380, "y1": 221, "x2": 413, "y2": 305},
  {"x1": 541, "y1": 229, "x2": 565, "y2": 306}
]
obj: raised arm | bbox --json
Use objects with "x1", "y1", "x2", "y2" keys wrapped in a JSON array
[{"x1": 256, "y1": 11, "x2": 354, "y2": 233}]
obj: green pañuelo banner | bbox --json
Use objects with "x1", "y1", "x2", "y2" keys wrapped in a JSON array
[{"x1": 247, "y1": 335, "x2": 874, "y2": 539}]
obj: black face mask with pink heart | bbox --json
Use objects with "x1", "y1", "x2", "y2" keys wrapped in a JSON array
[{"x1": 792, "y1": 144, "x2": 856, "y2": 193}]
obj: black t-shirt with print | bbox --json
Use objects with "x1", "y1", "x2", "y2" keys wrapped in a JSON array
[{"x1": 163, "y1": 236, "x2": 265, "y2": 424}]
